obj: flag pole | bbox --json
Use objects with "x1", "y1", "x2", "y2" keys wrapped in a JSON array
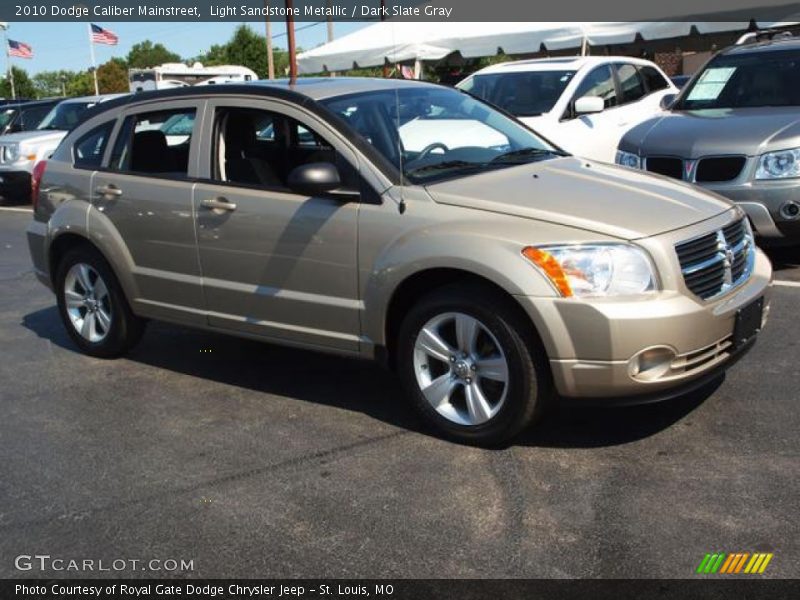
[
  {"x1": 1, "y1": 25, "x2": 14, "y2": 99},
  {"x1": 88, "y1": 23, "x2": 99, "y2": 95}
]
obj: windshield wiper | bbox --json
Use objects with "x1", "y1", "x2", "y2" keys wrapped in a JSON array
[
  {"x1": 406, "y1": 160, "x2": 487, "y2": 176},
  {"x1": 490, "y1": 147, "x2": 567, "y2": 163}
]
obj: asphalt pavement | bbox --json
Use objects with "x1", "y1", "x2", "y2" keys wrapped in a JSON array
[{"x1": 0, "y1": 206, "x2": 798, "y2": 579}]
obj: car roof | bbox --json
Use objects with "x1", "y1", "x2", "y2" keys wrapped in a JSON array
[
  {"x1": 77, "y1": 78, "x2": 448, "y2": 124},
  {"x1": 0, "y1": 98, "x2": 59, "y2": 108},
  {"x1": 721, "y1": 35, "x2": 800, "y2": 56},
  {"x1": 60, "y1": 93, "x2": 127, "y2": 104},
  {"x1": 470, "y1": 55, "x2": 658, "y2": 75}
]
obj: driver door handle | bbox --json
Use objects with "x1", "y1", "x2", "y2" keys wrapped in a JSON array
[{"x1": 201, "y1": 197, "x2": 237, "y2": 212}]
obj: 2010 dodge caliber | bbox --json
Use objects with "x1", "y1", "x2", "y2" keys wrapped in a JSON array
[{"x1": 27, "y1": 79, "x2": 772, "y2": 445}]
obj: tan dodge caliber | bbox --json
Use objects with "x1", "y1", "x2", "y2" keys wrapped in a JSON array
[{"x1": 27, "y1": 79, "x2": 772, "y2": 445}]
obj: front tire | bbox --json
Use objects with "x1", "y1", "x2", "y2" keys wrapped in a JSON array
[
  {"x1": 397, "y1": 284, "x2": 551, "y2": 446},
  {"x1": 55, "y1": 246, "x2": 145, "y2": 358}
]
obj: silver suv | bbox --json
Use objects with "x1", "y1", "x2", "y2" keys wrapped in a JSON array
[
  {"x1": 617, "y1": 37, "x2": 800, "y2": 243},
  {"x1": 27, "y1": 79, "x2": 772, "y2": 445}
]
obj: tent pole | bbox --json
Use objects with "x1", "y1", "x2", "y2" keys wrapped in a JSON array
[{"x1": 381, "y1": 0, "x2": 389, "y2": 77}]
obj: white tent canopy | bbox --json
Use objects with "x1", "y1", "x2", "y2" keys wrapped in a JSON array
[{"x1": 297, "y1": 21, "x2": 798, "y2": 74}]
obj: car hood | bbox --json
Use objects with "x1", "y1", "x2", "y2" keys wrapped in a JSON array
[
  {"x1": 0, "y1": 129, "x2": 67, "y2": 145},
  {"x1": 622, "y1": 106, "x2": 800, "y2": 157},
  {"x1": 425, "y1": 157, "x2": 731, "y2": 240}
]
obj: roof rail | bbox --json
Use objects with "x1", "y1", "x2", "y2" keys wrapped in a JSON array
[{"x1": 736, "y1": 29, "x2": 794, "y2": 45}]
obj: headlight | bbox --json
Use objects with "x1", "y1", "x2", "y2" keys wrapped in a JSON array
[
  {"x1": 615, "y1": 150, "x2": 641, "y2": 169},
  {"x1": 3, "y1": 144, "x2": 20, "y2": 162},
  {"x1": 522, "y1": 244, "x2": 657, "y2": 298},
  {"x1": 756, "y1": 148, "x2": 800, "y2": 180}
]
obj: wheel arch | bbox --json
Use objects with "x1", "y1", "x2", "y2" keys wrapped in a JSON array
[{"x1": 382, "y1": 267, "x2": 548, "y2": 371}]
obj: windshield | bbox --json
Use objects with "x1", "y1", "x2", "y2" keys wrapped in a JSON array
[
  {"x1": 0, "y1": 108, "x2": 17, "y2": 129},
  {"x1": 677, "y1": 49, "x2": 800, "y2": 110},
  {"x1": 37, "y1": 102, "x2": 93, "y2": 131},
  {"x1": 458, "y1": 70, "x2": 576, "y2": 116},
  {"x1": 321, "y1": 86, "x2": 564, "y2": 184}
]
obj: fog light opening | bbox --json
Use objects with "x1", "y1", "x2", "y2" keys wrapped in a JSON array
[
  {"x1": 779, "y1": 201, "x2": 800, "y2": 220},
  {"x1": 628, "y1": 346, "x2": 677, "y2": 382}
]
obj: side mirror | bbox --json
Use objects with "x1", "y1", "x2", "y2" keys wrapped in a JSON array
[
  {"x1": 660, "y1": 93, "x2": 677, "y2": 110},
  {"x1": 287, "y1": 162, "x2": 341, "y2": 196},
  {"x1": 574, "y1": 96, "x2": 605, "y2": 115}
]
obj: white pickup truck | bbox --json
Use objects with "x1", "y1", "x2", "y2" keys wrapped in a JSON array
[{"x1": 0, "y1": 94, "x2": 124, "y2": 203}]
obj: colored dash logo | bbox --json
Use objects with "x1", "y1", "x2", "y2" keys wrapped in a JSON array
[{"x1": 697, "y1": 552, "x2": 773, "y2": 574}]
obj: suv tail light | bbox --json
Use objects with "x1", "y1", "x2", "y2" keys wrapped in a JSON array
[{"x1": 31, "y1": 160, "x2": 47, "y2": 211}]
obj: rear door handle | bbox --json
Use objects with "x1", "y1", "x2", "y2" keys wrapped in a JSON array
[
  {"x1": 201, "y1": 197, "x2": 237, "y2": 212},
  {"x1": 94, "y1": 184, "x2": 122, "y2": 198}
]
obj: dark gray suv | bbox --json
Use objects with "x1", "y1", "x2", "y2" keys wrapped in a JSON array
[{"x1": 617, "y1": 36, "x2": 800, "y2": 244}]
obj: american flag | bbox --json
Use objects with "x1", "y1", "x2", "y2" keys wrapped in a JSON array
[
  {"x1": 91, "y1": 24, "x2": 119, "y2": 45},
  {"x1": 7, "y1": 40, "x2": 33, "y2": 59}
]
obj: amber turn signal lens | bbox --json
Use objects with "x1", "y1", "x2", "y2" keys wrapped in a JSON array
[{"x1": 522, "y1": 246, "x2": 573, "y2": 297}]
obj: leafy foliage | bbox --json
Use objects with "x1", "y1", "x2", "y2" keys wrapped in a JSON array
[
  {"x1": 0, "y1": 67, "x2": 38, "y2": 99},
  {"x1": 97, "y1": 58, "x2": 130, "y2": 94},
  {"x1": 126, "y1": 41, "x2": 181, "y2": 69},
  {"x1": 196, "y1": 25, "x2": 291, "y2": 79}
]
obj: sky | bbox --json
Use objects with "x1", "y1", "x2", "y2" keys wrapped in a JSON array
[{"x1": 1, "y1": 21, "x2": 370, "y2": 75}]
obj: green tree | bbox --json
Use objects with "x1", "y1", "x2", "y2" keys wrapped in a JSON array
[
  {"x1": 196, "y1": 26, "x2": 292, "y2": 79},
  {"x1": 97, "y1": 58, "x2": 129, "y2": 94},
  {"x1": 32, "y1": 70, "x2": 79, "y2": 97},
  {"x1": 221, "y1": 25, "x2": 269, "y2": 78},
  {"x1": 126, "y1": 40, "x2": 180, "y2": 69},
  {"x1": 65, "y1": 70, "x2": 96, "y2": 97},
  {"x1": 0, "y1": 66, "x2": 38, "y2": 99}
]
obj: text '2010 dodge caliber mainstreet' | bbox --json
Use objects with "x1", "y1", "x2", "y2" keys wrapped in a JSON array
[{"x1": 27, "y1": 79, "x2": 772, "y2": 444}]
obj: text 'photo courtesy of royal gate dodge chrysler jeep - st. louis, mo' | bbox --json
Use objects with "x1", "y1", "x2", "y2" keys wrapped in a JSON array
[{"x1": 26, "y1": 77, "x2": 771, "y2": 445}]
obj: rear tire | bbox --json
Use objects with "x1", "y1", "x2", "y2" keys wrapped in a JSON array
[
  {"x1": 55, "y1": 246, "x2": 145, "y2": 358},
  {"x1": 397, "y1": 284, "x2": 552, "y2": 446}
]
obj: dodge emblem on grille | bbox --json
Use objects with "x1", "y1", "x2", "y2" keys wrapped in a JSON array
[{"x1": 717, "y1": 231, "x2": 734, "y2": 286}]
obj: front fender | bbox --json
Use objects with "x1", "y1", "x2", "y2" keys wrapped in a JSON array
[{"x1": 360, "y1": 215, "x2": 568, "y2": 347}]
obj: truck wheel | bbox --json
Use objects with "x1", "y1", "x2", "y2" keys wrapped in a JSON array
[{"x1": 397, "y1": 284, "x2": 551, "y2": 446}]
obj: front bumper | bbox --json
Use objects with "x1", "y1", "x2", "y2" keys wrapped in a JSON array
[
  {"x1": 709, "y1": 182, "x2": 800, "y2": 241},
  {"x1": 516, "y1": 248, "x2": 772, "y2": 400},
  {"x1": 0, "y1": 170, "x2": 32, "y2": 200}
]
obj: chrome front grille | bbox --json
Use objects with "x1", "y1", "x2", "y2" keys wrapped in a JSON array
[{"x1": 675, "y1": 218, "x2": 755, "y2": 300}]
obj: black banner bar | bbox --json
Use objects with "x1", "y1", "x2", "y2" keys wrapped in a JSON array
[
  {"x1": 2, "y1": 579, "x2": 799, "y2": 600},
  {"x1": 3, "y1": 0, "x2": 800, "y2": 22}
]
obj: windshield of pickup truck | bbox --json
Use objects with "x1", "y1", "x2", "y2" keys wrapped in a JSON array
[
  {"x1": 37, "y1": 101, "x2": 94, "y2": 131},
  {"x1": 677, "y1": 48, "x2": 800, "y2": 110},
  {"x1": 0, "y1": 108, "x2": 17, "y2": 129},
  {"x1": 321, "y1": 86, "x2": 564, "y2": 184}
]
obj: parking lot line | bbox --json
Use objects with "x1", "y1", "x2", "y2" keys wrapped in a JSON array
[
  {"x1": 774, "y1": 280, "x2": 800, "y2": 288},
  {"x1": 0, "y1": 206, "x2": 32, "y2": 213}
]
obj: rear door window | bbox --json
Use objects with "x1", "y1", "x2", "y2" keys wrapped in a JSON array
[
  {"x1": 108, "y1": 108, "x2": 197, "y2": 177},
  {"x1": 639, "y1": 65, "x2": 670, "y2": 93},
  {"x1": 615, "y1": 64, "x2": 646, "y2": 104}
]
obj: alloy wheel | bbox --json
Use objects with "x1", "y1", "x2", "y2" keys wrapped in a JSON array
[
  {"x1": 412, "y1": 312, "x2": 509, "y2": 426},
  {"x1": 63, "y1": 263, "x2": 113, "y2": 343}
]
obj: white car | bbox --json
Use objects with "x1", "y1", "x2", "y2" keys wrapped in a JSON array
[
  {"x1": 457, "y1": 56, "x2": 677, "y2": 163},
  {"x1": 0, "y1": 94, "x2": 124, "y2": 202}
]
